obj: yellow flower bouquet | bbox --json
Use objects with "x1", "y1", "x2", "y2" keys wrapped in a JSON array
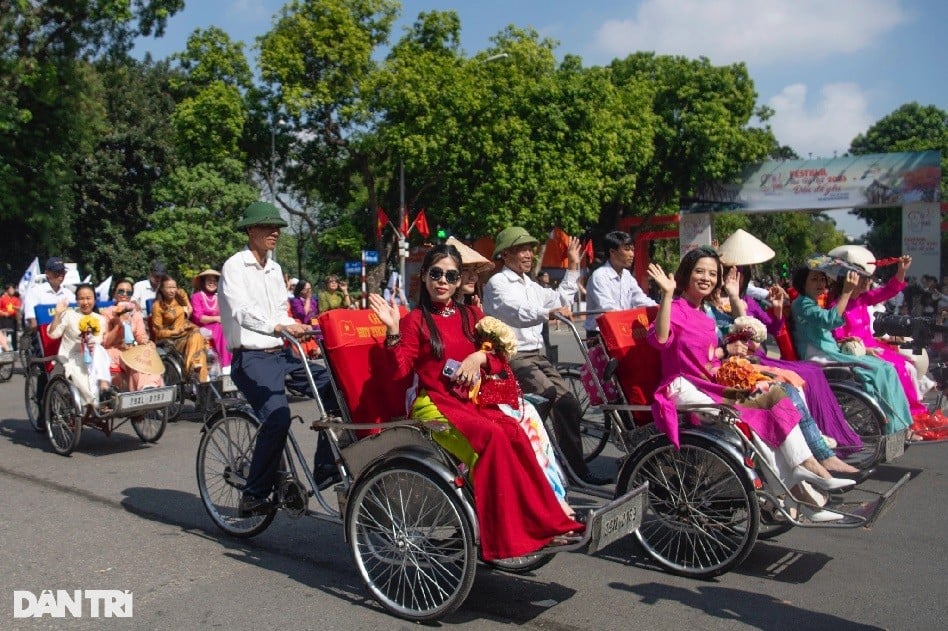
[
  {"x1": 474, "y1": 316, "x2": 517, "y2": 359},
  {"x1": 78, "y1": 314, "x2": 100, "y2": 336}
]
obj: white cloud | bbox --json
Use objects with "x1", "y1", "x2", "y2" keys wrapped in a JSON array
[
  {"x1": 767, "y1": 82, "x2": 874, "y2": 158},
  {"x1": 590, "y1": 0, "x2": 908, "y2": 65}
]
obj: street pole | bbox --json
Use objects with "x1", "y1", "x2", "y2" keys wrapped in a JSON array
[
  {"x1": 399, "y1": 159, "x2": 406, "y2": 290},
  {"x1": 270, "y1": 120, "x2": 278, "y2": 263}
]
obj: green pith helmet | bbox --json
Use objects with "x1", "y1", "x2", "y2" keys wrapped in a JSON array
[
  {"x1": 236, "y1": 201, "x2": 289, "y2": 229},
  {"x1": 493, "y1": 226, "x2": 538, "y2": 259}
]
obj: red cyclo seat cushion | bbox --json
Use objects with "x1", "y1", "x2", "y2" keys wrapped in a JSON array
[
  {"x1": 318, "y1": 308, "x2": 412, "y2": 435},
  {"x1": 596, "y1": 307, "x2": 660, "y2": 425}
]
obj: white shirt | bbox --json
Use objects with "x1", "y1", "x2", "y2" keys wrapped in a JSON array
[
  {"x1": 131, "y1": 279, "x2": 157, "y2": 311},
  {"x1": 746, "y1": 282, "x2": 770, "y2": 302},
  {"x1": 23, "y1": 280, "x2": 75, "y2": 324},
  {"x1": 584, "y1": 263, "x2": 657, "y2": 331},
  {"x1": 483, "y1": 266, "x2": 579, "y2": 352},
  {"x1": 220, "y1": 248, "x2": 295, "y2": 350}
]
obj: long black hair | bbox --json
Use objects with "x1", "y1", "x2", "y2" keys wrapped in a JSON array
[
  {"x1": 674, "y1": 246, "x2": 723, "y2": 303},
  {"x1": 417, "y1": 244, "x2": 476, "y2": 360}
]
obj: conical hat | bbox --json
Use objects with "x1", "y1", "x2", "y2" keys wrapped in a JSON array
[
  {"x1": 446, "y1": 237, "x2": 495, "y2": 274},
  {"x1": 120, "y1": 344, "x2": 165, "y2": 376},
  {"x1": 718, "y1": 229, "x2": 776, "y2": 266},
  {"x1": 827, "y1": 245, "x2": 876, "y2": 274}
]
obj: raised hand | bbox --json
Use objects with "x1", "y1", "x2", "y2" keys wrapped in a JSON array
[
  {"x1": 368, "y1": 293, "x2": 400, "y2": 330},
  {"x1": 566, "y1": 236, "x2": 582, "y2": 266},
  {"x1": 724, "y1": 266, "x2": 741, "y2": 297},
  {"x1": 842, "y1": 270, "x2": 860, "y2": 294},
  {"x1": 647, "y1": 263, "x2": 675, "y2": 295}
]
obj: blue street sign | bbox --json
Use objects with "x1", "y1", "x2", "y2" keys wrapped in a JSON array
[
  {"x1": 363, "y1": 249, "x2": 380, "y2": 264},
  {"x1": 344, "y1": 261, "x2": 362, "y2": 275}
]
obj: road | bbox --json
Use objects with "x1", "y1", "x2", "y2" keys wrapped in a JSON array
[{"x1": 2, "y1": 334, "x2": 946, "y2": 630}]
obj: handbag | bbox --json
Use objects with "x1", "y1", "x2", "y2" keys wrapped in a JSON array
[
  {"x1": 579, "y1": 343, "x2": 620, "y2": 405},
  {"x1": 474, "y1": 368, "x2": 521, "y2": 407}
]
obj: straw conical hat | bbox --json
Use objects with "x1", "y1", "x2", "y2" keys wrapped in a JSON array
[
  {"x1": 446, "y1": 237, "x2": 495, "y2": 274},
  {"x1": 718, "y1": 229, "x2": 776, "y2": 266},
  {"x1": 192, "y1": 268, "x2": 221, "y2": 290},
  {"x1": 827, "y1": 245, "x2": 876, "y2": 275},
  {"x1": 120, "y1": 343, "x2": 165, "y2": 376}
]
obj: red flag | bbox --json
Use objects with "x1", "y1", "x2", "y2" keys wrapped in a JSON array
[
  {"x1": 400, "y1": 209, "x2": 410, "y2": 238},
  {"x1": 376, "y1": 207, "x2": 390, "y2": 239},
  {"x1": 412, "y1": 209, "x2": 431, "y2": 239},
  {"x1": 583, "y1": 238, "x2": 595, "y2": 265}
]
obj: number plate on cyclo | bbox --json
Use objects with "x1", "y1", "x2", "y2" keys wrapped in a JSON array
[
  {"x1": 0, "y1": 351, "x2": 14, "y2": 364},
  {"x1": 883, "y1": 429, "x2": 906, "y2": 462},
  {"x1": 115, "y1": 386, "x2": 176, "y2": 414},
  {"x1": 220, "y1": 374, "x2": 236, "y2": 393},
  {"x1": 586, "y1": 483, "x2": 647, "y2": 555}
]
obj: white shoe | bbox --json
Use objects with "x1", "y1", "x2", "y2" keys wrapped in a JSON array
[
  {"x1": 803, "y1": 506, "x2": 845, "y2": 522},
  {"x1": 792, "y1": 465, "x2": 856, "y2": 491},
  {"x1": 821, "y1": 434, "x2": 838, "y2": 450}
]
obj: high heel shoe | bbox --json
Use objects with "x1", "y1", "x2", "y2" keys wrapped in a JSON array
[
  {"x1": 802, "y1": 506, "x2": 845, "y2": 523},
  {"x1": 791, "y1": 465, "x2": 856, "y2": 491}
]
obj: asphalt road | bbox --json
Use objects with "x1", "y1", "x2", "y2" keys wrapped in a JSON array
[{"x1": 1, "y1": 334, "x2": 946, "y2": 630}]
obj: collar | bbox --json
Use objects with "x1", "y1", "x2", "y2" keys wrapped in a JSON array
[
  {"x1": 500, "y1": 265, "x2": 529, "y2": 285},
  {"x1": 238, "y1": 247, "x2": 274, "y2": 271}
]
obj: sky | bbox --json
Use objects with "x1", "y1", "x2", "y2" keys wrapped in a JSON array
[{"x1": 133, "y1": 0, "x2": 948, "y2": 238}]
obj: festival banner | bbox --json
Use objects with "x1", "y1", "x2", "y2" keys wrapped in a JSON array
[
  {"x1": 679, "y1": 213, "x2": 712, "y2": 258},
  {"x1": 686, "y1": 151, "x2": 941, "y2": 213},
  {"x1": 901, "y1": 202, "x2": 941, "y2": 280}
]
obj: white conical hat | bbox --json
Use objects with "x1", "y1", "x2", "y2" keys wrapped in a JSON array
[
  {"x1": 718, "y1": 229, "x2": 776, "y2": 266},
  {"x1": 827, "y1": 245, "x2": 876, "y2": 274},
  {"x1": 446, "y1": 237, "x2": 495, "y2": 274}
]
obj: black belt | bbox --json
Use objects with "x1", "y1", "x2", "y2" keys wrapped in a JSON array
[{"x1": 234, "y1": 346, "x2": 283, "y2": 354}]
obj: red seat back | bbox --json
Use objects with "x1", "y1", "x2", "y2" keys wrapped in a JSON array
[
  {"x1": 597, "y1": 307, "x2": 660, "y2": 425},
  {"x1": 318, "y1": 308, "x2": 411, "y2": 436},
  {"x1": 34, "y1": 304, "x2": 66, "y2": 372}
]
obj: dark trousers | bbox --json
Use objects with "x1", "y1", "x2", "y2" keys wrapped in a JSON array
[
  {"x1": 232, "y1": 348, "x2": 337, "y2": 499},
  {"x1": 509, "y1": 351, "x2": 590, "y2": 479}
]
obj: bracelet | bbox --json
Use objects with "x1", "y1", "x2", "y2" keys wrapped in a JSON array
[{"x1": 385, "y1": 333, "x2": 401, "y2": 347}]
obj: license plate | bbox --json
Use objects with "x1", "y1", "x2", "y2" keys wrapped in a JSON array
[
  {"x1": 0, "y1": 351, "x2": 13, "y2": 364},
  {"x1": 883, "y1": 430, "x2": 906, "y2": 462},
  {"x1": 116, "y1": 386, "x2": 176, "y2": 412},
  {"x1": 220, "y1": 374, "x2": 236, "y2": 393},
  {"x1": 586, "y1": 484, "x2": 646, "y2": 555}
]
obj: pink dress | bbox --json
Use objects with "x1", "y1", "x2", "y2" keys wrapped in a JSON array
[
  {"x1": 648, "y1": 297, "x2": 801, "y2": 449},
  {"x1": 190, "y1": 290, "x2": 232, "y2": 368},
  {"x1": 833, "y1": 277, "x2": 926, "y2": 416},
  {"x1": 101, "y1": 304, "x2": 164, "y2": 392}
]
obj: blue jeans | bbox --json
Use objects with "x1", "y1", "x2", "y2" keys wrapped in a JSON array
[
  {"x1": 232, "y1": 348, "x2": 338, "y2": 499},
  {"x1": 784, "y1": 385, "x2": 834, "y2": 461}
]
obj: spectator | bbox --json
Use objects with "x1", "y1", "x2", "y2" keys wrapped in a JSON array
[
  {"x1": 0, "y1": 283, "x2": 22, "y2": 348},
  {"x1": 318, "y1": 275, "x2": 352, "y2": 311}
]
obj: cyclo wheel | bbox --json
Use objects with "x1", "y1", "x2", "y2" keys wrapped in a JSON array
[
  {"x1": 131, "y1": 406, "x2": 168, "y2": 443},
  {"x1": 44, "y1": 376, "x2": 82, "y2": 456},
  {"x1": 17, "y1": 331, "x2": 32, "y2": 371},
  {"x1": 0, "y1": 360, "x2": 12, "y2": 381},
  {"x1": 616, "y1": 432, "x2": 759, "y2": 578},
  {"x1": 196, "y1": 411, "x2": 275, "y2": 538},
  {"x1": 24, "y1": 363, "x2": 47, "y2": 431},
  {"x1": 829, "y1": 383, "x2": 885, "y2": 469},
  {"x1": 346, "y1": 460, "x2": 476, "y2": 622},
  {"x1": 160, "y1": 354, "x2": 186, "y2": 422},
  {"x1": 560, "y1": 365, "x2": 611, "y2": 462}
]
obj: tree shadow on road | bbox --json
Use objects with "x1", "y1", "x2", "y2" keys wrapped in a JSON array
[
  {"x1": 120, "y1": 485, "x2": 576, "y2": 625},
  {"x1": 611, "y1": 581, "x2": 883, "y2": 630}
]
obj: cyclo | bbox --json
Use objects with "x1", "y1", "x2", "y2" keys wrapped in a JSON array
[
  {"x1": 552, "y1": 308, "x2": 910, "y2": 579},
  {"x1": 23, "y1": 303, "x2": 175, "y2": 455},
  {"x1": 195, "y1": 309, "x2": 648, "y2": 622}
]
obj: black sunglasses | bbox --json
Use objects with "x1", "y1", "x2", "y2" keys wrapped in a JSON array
[
  {"x1": 427, "y1": 267, "x2": 461, "y2": 284},
  {"x1": 114, "y1": 289, "x2": 132, "y2": 296}
]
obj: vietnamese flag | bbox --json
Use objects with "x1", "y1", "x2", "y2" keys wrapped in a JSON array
[
  {"x1": 412, "y1": 209, "x2": 431, "y2": 238},
  {"x1": 583, "y1": 238, "x2": 595, "y2": 265},
  {"x1": 376, "y1": 207, "x2": 390, "y2": 238},
  {"x1": 400, "y1": 209, "x2": 410, "y2": 238}
]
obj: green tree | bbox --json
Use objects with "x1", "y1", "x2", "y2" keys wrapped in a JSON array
[{"x1": 848, "y1": 103, "x2": 948, "y2": 260}]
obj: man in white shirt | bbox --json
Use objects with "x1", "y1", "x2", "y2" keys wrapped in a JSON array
[
  {"x1": 483, "y1": 226, "x2": 609, "y2": 485},
  {"x1": 22, "y1": 257, "x2": 76, "y2": 329},
  {"x1": 585, "y1": 231, "x2": 656, "y2": 336},
  {"x1": 131, "y1": 260, "x2": 167, "y2": 312},
  {"x1": 220, "y1": 201, "x2": 338, "y2": 517}
]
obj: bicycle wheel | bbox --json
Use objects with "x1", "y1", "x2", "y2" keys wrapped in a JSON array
[
  {"x1": 17, "y1": 332, "x2": 32, "y2": 371},
  {"x1": 616, "y1": 433, "x2": 759, "y2": 578},
  {"x1": 0, "y1": 360, "x2": 12, "y2": 381},
  {"x1": 560, "y1": 366, "x2": 611, "y2": 462},
  {"x1": 196, "y1": 411, "x2": 275, "y2": 538},
  {"x1": 161, "y1": 354, "x2": 186, "y2": 422},
  {"x1": 346, "y1": 460, "x2": 476, "y2": 622},
  {"x1": 131, "y1": 406, "x2": 167, "y2": 443},
  {"x1": 24, "y1": 364, "x2": 47, "y2": 432},
  {"x1": 830, "y1": 383, "x2": 885, "y2": 469},
  {"x1": 44, "y1": 376, "x2": 82, "y2": 456}
]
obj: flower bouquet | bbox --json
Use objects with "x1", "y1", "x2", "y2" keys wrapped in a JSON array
[
  {"x1": 716, "y1": 316, "x2": 771, "y2": 395},
  {"x1": 78, "y1": 314, "x2": 100, "y2": 365},
  {"x1": 474, "y1": 316, "x2": 517, "y2": 359}
]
